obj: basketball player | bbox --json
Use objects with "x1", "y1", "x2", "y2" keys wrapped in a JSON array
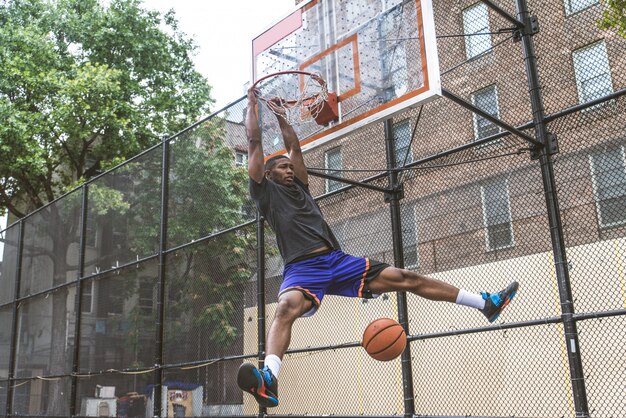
[{"x1": 237, "y1": 87, "x2": 519, "y2": 408}]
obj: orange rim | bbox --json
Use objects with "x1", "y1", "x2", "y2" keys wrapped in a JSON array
[{"x1": 251, "y1": 70, "x2": 327, "y2": 105}]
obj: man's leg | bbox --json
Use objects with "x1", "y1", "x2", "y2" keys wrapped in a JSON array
[
  {"x1": 238, "y1": 290, "x2": 313, "y2": 407},
  {"x1": 368, "y1": 267, "x2": 459, "y2": 300},
  {"x1": 266, "y1": 290, "x2": 315, "y2": 360},
  {"x1": 368, "y1": 267, "x2": 518, "y2": 322}
]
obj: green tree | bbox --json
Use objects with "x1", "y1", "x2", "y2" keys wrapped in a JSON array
[
  {"x1": 98, "y1": 118, "x2": 254, "y2": 405},
  {"x1": 0, "y1": 0, "x2": 216, "y2": 413},
  {"x1": 0, "y1": 0, "x2": 212, "y2": 217},
  {"x1": 119, "y1": 115, "x2": 253, "y2": 342},
  {"x1": 160, "y1": 117, "x2": 253, "y2": 346},
  {"x1": 0, "y1": 116, "x2": 253, "y2": 413},
  {"x1": 163, "y1": 121, "x2": 255, "y2": 406},
  {"x1": 599, "y1": 0, "x2": 626, "y2": 38}
]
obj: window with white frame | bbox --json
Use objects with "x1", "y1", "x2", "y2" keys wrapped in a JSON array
[
  {"x1": 463, "y1": 3, "x2": 492, "y2": 59},
  {"x1": 325, "y1": 147, "x2": 343, "y2": 193},
  {"x1": 471, "y1": 85, "x2": 501, "y2": 141},
  {"x1": 481, "y1": 179, "x2": 514, "y2": 251},
  {"x1": 573, "y1": 41, "x2": 613, "y2": 105},
  {"x1": 235, "y1": 151, "x2": 248, "y2": 167},
  {"x1": 81, "y1": 280, "x2": 94, "y2": 314},
  {"x1": 590, "y1": 146, "x2": 626, "y2": 228},
  {"x1": 401, "y1": 204, "x2": 419, "y2": 269},
  {"x1": 393, "y1": 120, "x2": 413, "y2": 167},
  {"x1": 565, "y1": 0, "x2": 598, "y2": 15}
]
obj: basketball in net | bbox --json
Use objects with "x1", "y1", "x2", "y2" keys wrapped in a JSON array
[{"x1": 252, "y1": 71, "x2": 338, "y2": 126}]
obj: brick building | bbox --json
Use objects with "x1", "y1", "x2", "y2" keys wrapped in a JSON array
[
  {"x1": 292, "y1": 0, "x2": 626, "y2": 274},
  {"x1": 238, "y1": 0, "x2": 626, "y2": 415}
]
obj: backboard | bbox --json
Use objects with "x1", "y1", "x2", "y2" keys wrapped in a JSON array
[{"x1": 252, "y1": 0, "x2": 440, "y2": 158}]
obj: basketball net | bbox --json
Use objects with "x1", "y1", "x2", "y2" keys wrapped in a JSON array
[{"x1": 252, "y1": 71, "x2": 330, "y2": 126}]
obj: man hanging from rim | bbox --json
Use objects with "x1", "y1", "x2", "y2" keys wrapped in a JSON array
[{"x1": 237, "y1": 87, "x2": 519, "y2": 408}]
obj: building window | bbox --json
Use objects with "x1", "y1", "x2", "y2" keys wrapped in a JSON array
[
  {"x1": 463, "y1": 3, "x2": 492, "y2": 59},
  {"x1": 81, "y1": 280, "x2": 94, "y2": 314},
  {"x1": 380, "y1": 5, "x2": 408, "y2": 101},
  {"x1": 401, "y1": 204, "x2": 419, "y2": 269},
  {"x1": 393, "y1": 120, "x2": 413, "y2": 167},
  {"x1": 565, "y1": 0, "x2": 598, "y2": 15},
  {"x1": 590, "y1": 146, "x2": 626, "y2": 228},
  {"x1": 325, "y1": 147, "x2": 343, "y2": 193},
  {"x1": 481, "y1": 179, "x2": 514, "y2": 251},
  {"x1": 573, "y1": 41, "x2": 613, "y2": 105},
  {"x1": 471, "y1": 85, "x2": 501, "y2": 141},
  {"x1": 235, "y1": 151, "x2": 248, "y2": 167}
]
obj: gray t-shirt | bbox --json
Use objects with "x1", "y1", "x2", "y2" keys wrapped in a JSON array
[{"x1": 249, "y1": 176, "x2": 340, "y2": 264}]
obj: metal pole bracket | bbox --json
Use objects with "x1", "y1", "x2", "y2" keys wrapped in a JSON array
[
  {"x1": 384, "y1": 184, "x2": 405, "y2": 203},
  {"x1": 531, "y1": 132, "x2": 559, "y2": 160},
  {"x1": 514, "y1": 15, "x2": 539, "y2": 41}
]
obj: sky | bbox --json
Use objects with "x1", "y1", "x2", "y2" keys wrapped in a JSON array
[{"x1": 142, "y1": 0, "x2": 296, "y2": 111}]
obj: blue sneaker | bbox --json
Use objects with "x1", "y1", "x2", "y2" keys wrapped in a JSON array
[
  {"x1": 480, "y1": 281, "x2": 519, "y2": 323},
  {"x1": 237, "y1": 363, "x2": 278, "y2": 407}
]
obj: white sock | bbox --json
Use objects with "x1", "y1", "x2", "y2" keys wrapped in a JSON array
[
  {"x1": 264, "y1": 354, "x2": 282, "y2": 379},
  {"x1": 456, "y1": 289, "x2": 485, "y2": 310}
]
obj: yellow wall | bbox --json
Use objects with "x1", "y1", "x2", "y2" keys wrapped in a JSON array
[{"x1": 242, "y1": 237, "x2": 626, "y2": 415}]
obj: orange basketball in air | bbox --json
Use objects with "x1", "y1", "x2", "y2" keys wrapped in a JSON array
[{"x1": 362, "y1": 318, "x2": 407, "y2": 361}]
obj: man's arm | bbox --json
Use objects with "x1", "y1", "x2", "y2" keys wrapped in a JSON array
[
  {"x1": 245, "y1": 88, "x2": 264, "y2": 183},
  {"x1": 271, "y1": 102, "x2": 308, "y2": 184}
]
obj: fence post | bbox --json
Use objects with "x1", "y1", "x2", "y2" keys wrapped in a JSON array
[
  {"x1": 514, "y1": 0, "x2": 590, "y2": 415},
  {"x1": 154, "y1": 139, "x2": 170, "y2": 417},
  {"x1": 5, "y1": 220, "x2": 24, "y2": 417},
  {"x1": 69, "y1": 185, "x2": 89, "y2": 416},
  {"x1": 383, "y1": 118, "x2": 415, "y2": 418},
  {"x1": 256, "y1": 213, "x2": 266, "y2": 417}
]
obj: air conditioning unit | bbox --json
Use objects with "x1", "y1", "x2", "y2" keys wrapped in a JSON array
[{"x1": 80, "y1": 397, "x2": 117, "y2": 417}]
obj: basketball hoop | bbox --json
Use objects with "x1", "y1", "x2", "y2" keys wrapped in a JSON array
[{"x1": 252, "y1": 70, "x2": 339, "y2": 126}]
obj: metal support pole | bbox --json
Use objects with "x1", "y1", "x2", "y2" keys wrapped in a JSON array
[
  {"x1": 5, "y1": 220, "x2": 24, "y2": 417},
  {"x1": 256, "y1": 213, "x2": 267, "y2": 417},
  {"x1": 514, "y1": 0, "x2": 589, "y2": 416},
  {"x1": 69, "y1": 185, "x2": 89, "y2": 417},
  {"x1": 482, "y1": 0, "x2": 525, "y2": 28},
  {"x1": 544, "y1": 87, "x2": 626, "y2": 123},
  {"x1": 253, "y1": 104, "x2": 268, "y2": 418},
  {"x1": 154, "y1": 140, "x2": 170, "y2": 417},
  {"x1": 441, "y1": 89, "x2": 541, "y2": 147},
  {"x1": 307, "y1": 169, "x2": 389, "y2": 193},
  {"x1": 383, "y1": 119, "x2": 415, "y2": 418}
]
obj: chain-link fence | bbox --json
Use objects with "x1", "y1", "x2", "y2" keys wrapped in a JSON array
[{"x1": 0, "y1": 0, "x2": 624, "y2": 417}]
